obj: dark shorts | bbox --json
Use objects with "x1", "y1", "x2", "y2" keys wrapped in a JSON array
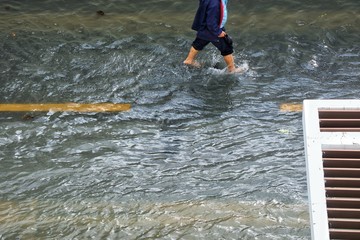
[{"x1": 192, "y1": 36, "x2": 234, "y2": 56}]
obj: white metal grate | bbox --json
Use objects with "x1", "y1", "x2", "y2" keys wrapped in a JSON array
[{"x1": 303, "y1": 100, "x2": 360, "y2": 240}]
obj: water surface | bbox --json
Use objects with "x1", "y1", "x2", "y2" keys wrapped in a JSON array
[{"x1": 0, "y1": 0, "x2": 359, "y2": 239}]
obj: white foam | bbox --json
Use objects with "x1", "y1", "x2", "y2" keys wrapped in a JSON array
[{"x1": 207, "y1": 61, "x2": 251, "y2": 75}]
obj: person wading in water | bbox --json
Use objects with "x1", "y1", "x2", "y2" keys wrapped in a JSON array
[{"x1": 183, "y1": 0, "x2": 244, "y2": 73}]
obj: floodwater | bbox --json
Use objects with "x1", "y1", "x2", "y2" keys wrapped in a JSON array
[{"x1": 0, "y1": 0, "x2": 359, "y2": 239}]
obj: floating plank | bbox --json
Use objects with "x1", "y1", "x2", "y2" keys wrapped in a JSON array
[
  {"x1": 0, "y1": 103, "x2": 131, "y2": 112},
  {"x1": 279, "y1": 103, "x2": 302, "y2": 112}
]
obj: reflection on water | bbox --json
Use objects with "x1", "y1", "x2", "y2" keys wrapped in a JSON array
[
  {"x1": 0, "y1": 199, "x2": 308, "y2": 239},
  {"x1": 0, "y1": 0, "x2": 359, "y2": 238}
]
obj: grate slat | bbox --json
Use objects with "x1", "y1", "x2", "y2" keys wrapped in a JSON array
[
  {"x1": 329, "y1": 228, "x2": 360, "y2": 240},
  {"x1": 328, "y1": 218, "x2": 360, "y2": 229},
  {"x1": 323, "y1": 149, "x2": 360, "y2": 159},
  {"x1": 320, "y1": 119, "x2": 360, "y2": 128},
  {"x1": 328, "y1": 208, "x2": 360, "y2": 219},
  {"x1": 319, "y1": 110, "x2": 360, "y2": 119},
  {"x1": 324, "y1": 168, "x2": 360, "y2": 178},
  {"x1": 323, "y1": 158, "x2": 360, "y2": 168},
  {"x1": 327, "y1": 197, "x2": 360, "y2": 209},
  {"x1": 325, "y1": 178, "x2": 360, "y2": 188},
  {"x1": 326, "y1": 188, "x2": 360, "y2": 198}
]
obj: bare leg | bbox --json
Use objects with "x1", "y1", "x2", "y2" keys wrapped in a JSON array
[
  {"x1": 223, "y1": 54, "x2": 245, "y2": 73},
  {"x1": 183, "y1": 47, "x2": 201, "y2": 68}
]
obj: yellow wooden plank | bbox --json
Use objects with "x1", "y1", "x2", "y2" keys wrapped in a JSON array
[
  {"x1": 0, "y1": 103, "x2": 131, "y2": 112},
  {"x1": 280, "y1": 103, "x2": 303, "y2": 112}
]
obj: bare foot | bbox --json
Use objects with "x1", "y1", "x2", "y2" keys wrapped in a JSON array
[
  {"x1": 228, "y1": 66, "x2": 248, "y2": 74},
  {"x1": 183, "y1": 60, "x2": 202, "y2": 68}
]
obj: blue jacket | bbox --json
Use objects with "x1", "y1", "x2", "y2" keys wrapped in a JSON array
[{"x1": 191, "y1": 0, "x2": 227, "y2": 41}]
